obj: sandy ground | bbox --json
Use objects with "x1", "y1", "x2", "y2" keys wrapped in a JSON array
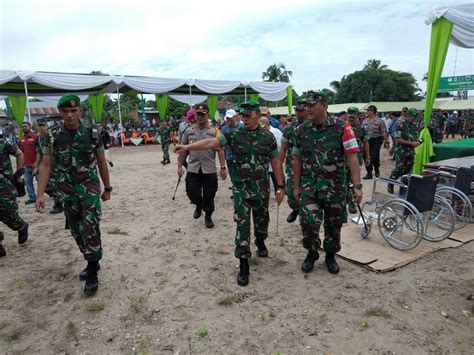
[{"x1": 0, "y1": 142, "x2": 472, "y2": 354}]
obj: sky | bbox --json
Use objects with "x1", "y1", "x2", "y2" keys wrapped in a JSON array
[{"x1": 0, "y1": 0, "x2": 473, "y2": 96}]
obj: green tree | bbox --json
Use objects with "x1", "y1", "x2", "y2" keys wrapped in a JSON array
[
  {"x1": 334, "y1": 60, "x2": 421, "y2": 103},
  {"x1": 262, "y1": 63, "x2": 293, "y2": 83}
]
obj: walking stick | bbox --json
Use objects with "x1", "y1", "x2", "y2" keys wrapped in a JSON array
[{"x1": 172, "y1": 175, "x2": 182, "y2": 201}]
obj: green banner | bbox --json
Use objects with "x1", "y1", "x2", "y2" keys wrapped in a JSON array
[
  {"x1": 9, "y1": 96, "x2": 27, "y2": 138},
  {"x1": 438, "y1": 74, "x2": 474, "y2": 92},
  {"x1": 287, "y1": 86, "x2": 293, "y2": 114},
  {"x1": 413, "y1": 17, "x2": 453, "y2": 174},
  {"x1": 89, "y1": 93, "x2": 104, "y2": 123},
  {"x1": 207, "y1": 96, "x2": 218, "y2": 124},
  {"x1": 155, "y1": 94, "x2": 168, "y2": 121}
]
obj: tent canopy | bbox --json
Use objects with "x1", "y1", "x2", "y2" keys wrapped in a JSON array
[{"x1": 0, "y1": 70, "x2": 291, "y2": 101}]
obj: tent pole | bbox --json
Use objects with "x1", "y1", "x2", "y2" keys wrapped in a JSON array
[
  {"x1": 189, "y1": 85, "x2": 192, "y2": 107},
  {"x1": 244, "y1": 87, "x2": 247, "y2": 102},
  {"x1": 23, "y1": 81, "x2": 32, "y2": 123},
  {"x1": 116, "y1": 85, "x2": 124, "y2": 148}
]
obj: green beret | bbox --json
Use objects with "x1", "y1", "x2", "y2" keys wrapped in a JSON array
[
  {"x1": 408, "y1": 108, "x2": 417, "y2": 117},
  {"x1": 240, "y1": 100, "x2": 260, "y2": 115},
  {"x1": 57, "y1": 94, "x2": 80, "y2": 109},
  {"x1": 347, "y1": 107, "x2": 359, "y2": 115}
]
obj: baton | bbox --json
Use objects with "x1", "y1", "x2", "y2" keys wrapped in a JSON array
[
  {"x1": 172, "y1": 175, "x2": 182, "y2": 201},
  {"x1": 276, "y1": 203, "x2": 280, "y2": 238}
]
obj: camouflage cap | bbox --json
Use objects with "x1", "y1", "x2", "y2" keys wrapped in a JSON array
[
  {"x1": 240, "y1": 100, "x2": 260, "y2": 115},
  {"x1": 347, "y1": 107, "x2": 360, "y2": 115},
  {"x1": 294, "y1": 98, "x2": 306, "y2": 111},
  {"x1": 304, "y1": 90, "x2": 328, "y2": 104},
  {"x1": 57, "y1": 94, "x2": 80, "y2": 109},
  {"x1": 408, "y1": 108, "x2": 417, "y2": 117}
]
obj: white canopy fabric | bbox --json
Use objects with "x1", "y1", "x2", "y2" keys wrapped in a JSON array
[
  {"x1": 425, "y1": 3, "x2": 474, "y2": 48},
  {"x1": 169, "y1": 94, "x2": 207, "y2": 105},
  {"x1": 0, "y1": 70, "x2": 291, "y2": 101}
]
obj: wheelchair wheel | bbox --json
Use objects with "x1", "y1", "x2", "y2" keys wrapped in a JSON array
[
  {"x1": 422, "y1": 195, "x2": 456, "y2": 242},
  {"x1": 436, "y1": 186, "x2": 472, "y2": 230},
  {"x1": 378, "y1": 198, "x2": 424, "y2": 250},
  {"x1": 360, "y1": 223, "x2": 371, "y2": 239}
]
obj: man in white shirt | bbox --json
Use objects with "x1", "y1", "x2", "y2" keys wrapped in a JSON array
[{"x1": 259, "y1": 116, "x2": 282, "y2": 191}]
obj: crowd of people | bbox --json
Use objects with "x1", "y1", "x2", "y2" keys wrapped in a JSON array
[{"x1": 1, "y1": 92, "x2": 473, "y2": 294}]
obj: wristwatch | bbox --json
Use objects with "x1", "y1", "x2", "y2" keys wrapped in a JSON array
[
  {"x1": 220, "y1": 166, "x2": 226, "y2": 170},
  {"x1": 104, "y1": 186, "x2": 113, "y2": 192},
  {"x1": 353, "y1": 184, "x2": 363, "y2": 190}
]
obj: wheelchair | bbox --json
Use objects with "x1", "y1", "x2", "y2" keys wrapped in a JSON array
[
  {"x1": 424, "y1": 166, "x2": 473, "y2": 230},
  {"x1": 352, "y1": 173, "x2": 456, "y2": 251}
]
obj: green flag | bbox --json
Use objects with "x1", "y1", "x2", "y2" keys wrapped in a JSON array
[{"x1": 9, "y1": 96, "x2": 26, "y2": 138}]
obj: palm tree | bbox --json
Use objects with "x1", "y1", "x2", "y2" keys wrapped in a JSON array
[
  {"x1": 330, "y1": 80, "x2": 340, "y2": 92},
  {"x1": 363, "y1": 59, "x2": 388, "y2": 71},
  {"x1": 262, "y1": 63, "x2": 293, "y2": 82}
]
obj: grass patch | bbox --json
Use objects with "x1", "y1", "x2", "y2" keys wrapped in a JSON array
[
  {"x1": 364, "y1": 307, "x2": 392, "y2": 319},
  {"x1": 85, "y1": 301, "x2": 105, "y2": 312},
  {"x1": 196, "y1": 327, "x2": 208, "y2": 339},
  {"x1": 120, "y1": 274, "x2": 127, "y2": 283},
  {"x1": 137, "y1": 343, "x2": 149, "y2": 355},
  {"x1": 360, "y1": 320, "x2": 370, "y2": 329},
  {"x1": 216, "y1": 250, "x2": 227, "y2": 255},
  {"x1": 109, "y1": 227, "x2": 128, "y2": 236},
  {"x1": 129, "y1": 295, "x2": 145, "y2": 315},
  {"x1": 217, "y1": 295, "x2": 237, "y2": 306},
  {"x1": 5, "y1": 328, "x2": 21, "y2": 342},
  {"x1": 259, "y1": 309, "x2": 276, "y2": 321},
  {"x1": 67, "y1": 320, "x2": 75, "y2": 330},
  {"x1": 119, "y1": 314, "x2": 130, "y2": 322}
]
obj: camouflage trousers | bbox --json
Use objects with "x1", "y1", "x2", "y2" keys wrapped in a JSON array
[
  {"x1": 233, "y1": 191, "x2": 270, "y2": 258},
  {"x1": 285, "y1": 168, "x2": 299, "y2": 211},
  {"x1": 162, "y1": 142, "x2": 170, "y2": 161},
  {"x1": 390, "y1": 154, "x2": 414, "y2": 180},
  {"x1": 299, "y1": 187, "x2": 347, "y2": 254},
  {"x1": 0, "y1": 196, "x2": 27, "y2": 241},
  {"x1": 64, "y1": 196, "x2": 102, "y2": 261}
]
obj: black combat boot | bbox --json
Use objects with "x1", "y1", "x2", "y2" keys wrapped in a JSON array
[
  {"x1": 301, "y1": 250, "x2": 319, "y2": 273},
  {"x1": 387, "y1": 183, "x2": 394, "y2": 194},
  {"x1": 79, "y1": 262, "x2": 101, "y2": 281},
  {"x1": 84, "y1": 261, "x2": 99, "y2": 296},
  {"x1": 374, "y1": 167, "x2": 380, "y2": 177},
  {"x1": 165, "y1": 158, "x2": 171, "y2": 164},
  {"x1": 0, "y1": 244, "x2": 6, "y2": 257},
  {"x1": 362, "y1": 173, "x2": 373, "y2": 180},
  {"x1": 205, "y1": 212, "x2": 214, "y2": 228},
  {"x1": 255, "y1": 238, "x2": 268, "y2": 257},
  {"x1": 237, "y1": 258, "x2": 249, "y2": 286},
  {"x1": 348, "y1": 201, "x2": 357, "y2": 214},
  {"x1": 108, "y1": 160, "x2": 114, "y2": 167},
  {"x1": 286, "y1": 209, "x2": 299, "y2": 223},
  {"x1": 160, "y1": 160, "x2": 165, "y2": 165},
  {"x1": 50, "y1": 201, "x2": 63, "y2": 214},
  {"x1": 193, "y1": 206, "x2": 202, "y2": 219},
  {"x1": 325, "y1": 253, "x2": 340, "y2": 274},
  {"x1": 18, "y1": 224, "x2": 28, "y2": 245}
]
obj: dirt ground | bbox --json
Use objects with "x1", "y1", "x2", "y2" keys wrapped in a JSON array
[{"x1": 1, "y1": 142, "x2": 472, "y2": 354}]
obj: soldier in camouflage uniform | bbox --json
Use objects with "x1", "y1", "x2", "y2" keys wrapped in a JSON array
[
  {"x1": 158, "y1": 122, "x2": 173, "y2": 165},
  {"x1": 462, "y1": 110, "x2": 474, "y2": 138},
  {"x1": 279, "y1": 99, "x2": 307, "y2": 223},
  {"x1": 293, "y1": 91, "x2": 363, "y2": 275},
  {"x1": 428, "y1": 110, "x2": 445, "y2": 144},
  {"x1": 345, "y1": 108, "x2": 370, "y2": 214},
  {"x1": 388, "y1": 108, "x2": 422, "y2": 194},
  {"x1": 0, "y1": 129, "x2": 29, "y2": 257},
  {"x1": 33, "y1": 118, "x2": 63, "y2": 214},
  {"x1": 174, "y1": 101, "x2": 285, "y2": 286},
  {"x1": 36, "y1": 94, "x2": 112, "y2": 296}
]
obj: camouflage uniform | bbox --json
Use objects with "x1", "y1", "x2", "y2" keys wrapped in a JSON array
[
  {"x1": 158, "y1": 125, "x2": 173, "y2": 163},
  {"x1": 346, "y1": 122, "x2": 369, "y2": 201},
  {"x1": 281, "y1": 119, "x2": 303, "y2": 211},
  {"x1": 293, "y1": 117, "x2": 351, "y2": 254},
  {"x1": 463, "y1": 112, "x2": 474, "y2": 138},
  {"x1": 217, "y1": 127, "x2": 278, "y2": 258},
  {"x1": 389, "y1": 120, "x2": 420, "y2": 180},
  {"x1": 36, "y1": 134, "x2": 58, "y2": 199},
  {"x1": 0, "y1": 137, "x2": 27, "y2": 242},
  {"x1": 43, "y1": 122, "x2": 104, "y2": 261},
  {"x1": 429, "y1": 113, "x2": 445, "y2": 144}
]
